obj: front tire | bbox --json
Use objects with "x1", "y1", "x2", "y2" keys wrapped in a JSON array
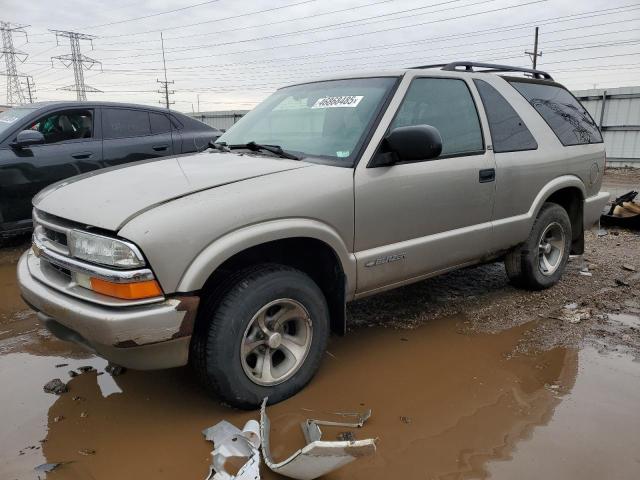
[
  {"x1": 190, "y1": 264, "x2": 329, "y2": 409},
  {"x1": 505, "y1": 202, "x2": 572, "y2": 290}
]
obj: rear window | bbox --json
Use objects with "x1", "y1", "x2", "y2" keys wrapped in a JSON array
[
  {"x1": 474, "y1": 80, "x2": 537, "y2": 153},
  {"x1": 508, "y1": 80, "x2": 602, "y2": 146},
  {"x1": 150, "y1": 112, "x2": 172, "y2": 134},
  {"x1": 103, "y1": 108, "x2": 151, "y2": 139}
]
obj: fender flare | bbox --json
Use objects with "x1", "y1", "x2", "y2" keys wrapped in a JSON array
[
  {"x1": 527, "y1": 175, "x2": 586, "y2": 219},
  {"x1": 176, "y1": 218, "x2": 356, "y2": 295}
]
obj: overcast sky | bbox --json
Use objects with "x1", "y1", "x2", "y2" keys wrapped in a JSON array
[{"x1": 2, "y1": 0, "x2": 639, "y2": 111}]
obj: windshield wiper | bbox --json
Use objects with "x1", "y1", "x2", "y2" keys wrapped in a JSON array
[
  {"x1": 228, "y1": 141, "x2": 301, "y2": 160},
  {"x1": 209, "y1": 140, "x2": 230, "y2": 152}
]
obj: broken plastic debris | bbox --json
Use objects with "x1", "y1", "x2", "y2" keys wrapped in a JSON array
[
  {"x1": 35, "y1": 462, "x2": 61, "y2": 473},
  {"x1": 202, "y1": 419, "x2": 261, "y2": 480},
  {"x1": 260, "y1": 398, "x2": 376, "y2": 480},
  {"x1": 301, "y1": 407, "x2": 372, "y2": 444}
]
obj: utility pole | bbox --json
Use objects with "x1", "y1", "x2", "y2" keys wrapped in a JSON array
[
  {"x1": 157, "y1": 32, "x2": 174, "y2": 109},
  {"x1": 50, "y1": 30, "x2": 101, "y2": 101},
  {"x1": 525, "y1": 26, "x2": 542, "y2": 69},
  {"x1": 21, "y1": 74, "x2": 35, "y2": 102},
  {"x1": 0, "y1": 21, "x2": 29, "y2": 105},
  {"x1": 197, "y1": 93, "x2": 200, "y2": 113}
]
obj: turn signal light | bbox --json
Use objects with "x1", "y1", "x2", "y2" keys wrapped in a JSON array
[{"x1": 90, "y1": 278, "x2": 163, "y2": 300}]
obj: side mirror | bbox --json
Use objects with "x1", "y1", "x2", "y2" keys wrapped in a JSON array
[
  {"x1": 371, "y1": 125, "x2": 443, "y2": 167},
  {"x1": 11, "y1": 130, "x2": 45, "y2": 149}
]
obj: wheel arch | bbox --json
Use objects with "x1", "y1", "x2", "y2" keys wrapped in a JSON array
[
  {"x1": 531, "y1": 176, "x2": 586, "y2": 255},
  {"x1": 179, "y1": 219, "x2": 356, "y2": 336}
]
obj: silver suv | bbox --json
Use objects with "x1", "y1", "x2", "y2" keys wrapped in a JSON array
[{"x1": 18, "y1": 62, "x2": 609, "y2": 408}]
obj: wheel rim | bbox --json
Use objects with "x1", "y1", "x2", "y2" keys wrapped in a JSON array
[
  {"x1": 240, "y1": 298, "x2": 313, "y2": 386},
  {"x1": 538, "y1": 222, "x2": 565, "y2": 276}
]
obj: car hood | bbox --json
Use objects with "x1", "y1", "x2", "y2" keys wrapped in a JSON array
[{"x1": 34, "y1": 152, "x2": 311, "y2": 231}]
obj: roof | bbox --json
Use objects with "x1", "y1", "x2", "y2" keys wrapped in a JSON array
[
  {"x1": 15, "y1": 100, "x2": 183, "y2": 114},
  {"x1": 283, "y1": 61, "x2": 554, "y2": 87}
]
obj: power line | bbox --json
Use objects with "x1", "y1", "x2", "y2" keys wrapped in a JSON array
[
  {"x1": 0, "y1": 21, "x2": 29, "y2": 105},
  {"x1": 87, "y1": 41, "x2": 640, "y2": 96},
  {"x1": 96, "y1": 0, "x2": 398, "y2": 49},
  {"x1": 100, "y1": 0, "x2": 322, "y2": 39},
  {"x1": 93, "y1": 2, "x2": 639, "y2": 68},
  {"x1": 87, "y1": 0, "x2": 221, "y2": 29},
  {"x1": 50, "y1": 30, "x2": 102, "y2": 101},
  {"x1": 91, "y1": 13, "x2": 640, "y2": 73},
  {"x1": 100, "y1": 0, "x2": 502, "y2": 59}
]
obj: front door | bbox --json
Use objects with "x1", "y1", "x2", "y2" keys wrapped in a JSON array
[
  {"x1": 0, "y1": 108, "x2": 103, "y2": 227},
  {"x1": 354, "y1": 76, "x2": 495, "y2": 295}
]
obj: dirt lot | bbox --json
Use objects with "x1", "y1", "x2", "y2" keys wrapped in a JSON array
[{"x1": 1, "y1": 169, "x2": 639, "y2": 480}]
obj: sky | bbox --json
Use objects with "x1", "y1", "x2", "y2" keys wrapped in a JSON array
[{"x1": 2, "y1": 0, "x2": 639, "y2": 112}]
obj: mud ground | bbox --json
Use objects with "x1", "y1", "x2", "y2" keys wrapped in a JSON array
[{"x1": 1, "y1": 168, "x2": 639, "y2": 480}]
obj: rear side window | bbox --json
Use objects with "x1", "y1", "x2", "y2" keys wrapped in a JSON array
[
  {"x1": 509, "y1": 80, "x2": 602, "y2": 146},
  {"x1": 150, "y1": 112, "x2": 172, "y2": 134},
  {"x1": 474, "y1": 80, "x2": 537, "y2": 153},
  {"x1": 103, "y1": 108, "x2": 151, "y2": 139},
  {"x1": 391, "y1": 78, "x2": 484, "y2": 157}
]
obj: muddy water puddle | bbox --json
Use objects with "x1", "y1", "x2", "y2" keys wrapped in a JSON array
[{"x1": 1, "y1": 312, "x2": 639, "y2": 479}]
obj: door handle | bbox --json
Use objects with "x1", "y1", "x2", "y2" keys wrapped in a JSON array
[
  {"x1": 479, "y1": 168, "x2": 495, "y2": 183},
  {"x1": 71, "y1": 152, "x2": 93, "y2": 159},
  {"x1": 153, "y1": 144, "x2": 169, "y2": 152}
]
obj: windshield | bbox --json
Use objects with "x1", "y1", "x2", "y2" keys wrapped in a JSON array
[
  {"x1": 0, "y1": 107, "x2": 36, "y2": 139},
  {"x1": 218, "y1": 77, "x2": 397, "y2": 165}
]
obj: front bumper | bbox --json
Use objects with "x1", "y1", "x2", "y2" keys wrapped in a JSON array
[
  {"x1": 584, "y1": 191, "x2": 610, "y2": 227},
  {"x1": 18, "y1": 250, "x2": 198, "y2": 370}
]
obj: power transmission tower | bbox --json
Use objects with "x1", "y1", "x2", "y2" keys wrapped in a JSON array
[
  {"x1": 157, "y1": 32, "x2": 174, "y2": 109},
  {"x1": 525, "y1": 27, "x2": 542, "y2": 69},
  {"x1": 0, "y1": 21, "x2": 29, "y2": 105},
  {"x1": 50, "y1": 30, "x2": 102, "y2": 101}
]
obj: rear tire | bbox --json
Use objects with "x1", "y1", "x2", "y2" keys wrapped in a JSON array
[
  {"x1": 190, "y1": 264, "x2": 329, "y2": 409},
  {"x1": 505, "y1": 202, "x2": 572, "y2": 290}
]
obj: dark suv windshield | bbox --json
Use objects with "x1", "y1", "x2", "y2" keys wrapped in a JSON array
[
  {"x1": 0, "y1": 107, "x2": 36, "y2": 140},
  {"x1": 218, "y1": 77, "x2": 397, "y2": 165}
]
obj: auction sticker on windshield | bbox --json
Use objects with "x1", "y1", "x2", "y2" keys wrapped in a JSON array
[{"x1": 312, "y1": 95, "x2": 364, "y2": 108}]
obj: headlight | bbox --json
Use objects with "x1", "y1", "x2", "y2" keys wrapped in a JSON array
[{"x1": 68, "y1": 230, "x2": 145, "y2": 269}]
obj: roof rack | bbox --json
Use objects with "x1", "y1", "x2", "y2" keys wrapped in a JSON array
[{"x1": 410, "y1": 61, "x2": 553, "y2": 80}]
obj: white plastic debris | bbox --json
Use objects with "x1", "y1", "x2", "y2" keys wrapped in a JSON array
[
  {"x1": 260, "y1": 398, "x2": 376, "y2": 480},
  {"x1": 202, "y1": 419, "x2": 261, "y2": 480}
]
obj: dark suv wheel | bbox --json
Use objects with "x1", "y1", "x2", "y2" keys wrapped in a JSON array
[
  {"x1": 505, "y1": 202, "x2": 572, "y2": 290},
  {"x1": 190, "y1": 264, "x2": 329, "y2": 409}
]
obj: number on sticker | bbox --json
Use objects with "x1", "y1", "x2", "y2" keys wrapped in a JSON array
[{"x1": 312, "y1": 96, "x2": 364, "y2": 109}]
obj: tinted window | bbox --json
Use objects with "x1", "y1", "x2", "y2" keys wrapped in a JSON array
[
  {"x1": 474, "y1": 80, "x2": 537, "y2": 153},
  {"x1": 29, "y1": 110, "x2": 93, "y2": 144},
  {"x1": 509, "y1": 80, "x2": 602, "y2": 146},
  {"x1": 390, "y1": 78, "x2": 483, "y2": 157},
  {"x1": 150, "y1": 112, "x2": 172, "y2": 134},
  {"x1": 103, "y1": 109, "x2": 151, "y2": 139}
]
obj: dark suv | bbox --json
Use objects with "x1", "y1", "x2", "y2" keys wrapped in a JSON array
[{"x1": 0, "y1": 101, "x2": 221, "y2": 237}]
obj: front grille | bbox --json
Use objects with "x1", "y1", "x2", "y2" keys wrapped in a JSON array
[{"x1": 42, "y1": 227, "x2": 68, "y2": 247}]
